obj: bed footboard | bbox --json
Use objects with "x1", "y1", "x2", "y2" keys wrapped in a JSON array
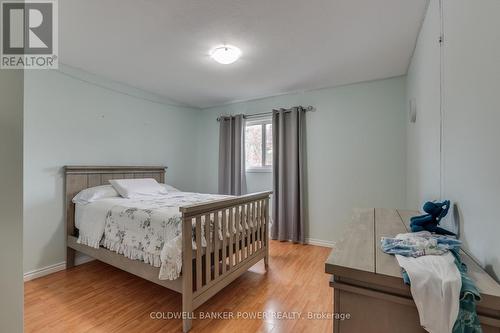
[{"x1": 179, "y1": 191, "x2": 272, "y2": 332}]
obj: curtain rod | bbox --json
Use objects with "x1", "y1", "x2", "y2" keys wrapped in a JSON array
[{"x1": 217, "y1": 105, "x2": 314, "y2": 122}]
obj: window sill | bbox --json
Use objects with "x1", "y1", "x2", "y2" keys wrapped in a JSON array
[{"x1": 246, "y1": 168, "x2": 272, "y2": 174}]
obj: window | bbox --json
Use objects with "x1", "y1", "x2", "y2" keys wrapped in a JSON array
[{"x1": 245, "y1": 118, "x2": 272, "y2": 172}]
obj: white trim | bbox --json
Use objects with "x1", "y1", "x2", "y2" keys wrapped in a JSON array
[
  {"x1": 202, "y1": 75, "x2": 406, "y2": 109},
  {"x1": 57, "y1": 63, "x2": 195, "y2": 109},
  {"x1": 24, "y1": 262, "x2": 66, "y2": 282},
  {"x1": 23, "y1": 253, "x2": 95, "y2": 282},
  {"x1": 246, "y1": 117, "x2": 272, "y2": 125},
  {"x1": 245, "y1": 119, "x2": 273, "y2": 169},
  {"x1": 306, "y1": 238, "x2": 336, "y2": 248},
  {"x1": 246, "y1": 167, "x2": 272, "y2": 173}
]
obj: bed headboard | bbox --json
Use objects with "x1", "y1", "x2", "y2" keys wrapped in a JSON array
[{"x1": 64, "y1": 166, "x2": 167, "y2": 237}]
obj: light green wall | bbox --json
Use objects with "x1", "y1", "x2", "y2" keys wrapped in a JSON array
[
  {"x1": 406, "y1": 0, "x2": 441, "y2": 209},
  {"x1": 442, "y1": 0, "x2": 500, "y2": 281},
  {"x1": 24, "y1": 69, "x2": 408, "y2": 272},
  {"x1": 406, "y1": 0, "x2": 500, "y2": 281},
  {"x1": 23, "y1": 66, "x2": 201, "y2": 274},
  {"x1": 0, "y1": 70, "x2": 24, "y2": 332},
  {"x1": 197, "y1": 77, "x2": 408, "y2": 244}
]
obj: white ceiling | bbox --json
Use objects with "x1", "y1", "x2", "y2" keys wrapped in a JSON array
[{"x1": 59, "y1": 0, "x2": 428, "y2": 109}]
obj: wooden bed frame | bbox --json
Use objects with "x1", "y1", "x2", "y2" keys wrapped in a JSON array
[{"x1": 64, "y1": 166, "x2": 271, "y2": 332}]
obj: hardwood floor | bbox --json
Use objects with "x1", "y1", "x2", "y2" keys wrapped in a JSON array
[{"x1": 25, "y1": 241, "x2": 333, "y2": 333}]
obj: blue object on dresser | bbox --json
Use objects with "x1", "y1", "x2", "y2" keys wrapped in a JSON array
[{"x1": 410, "y1": 200, "x2": 456, "y2": 236}]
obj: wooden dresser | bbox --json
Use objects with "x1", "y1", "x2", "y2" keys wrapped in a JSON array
[{"x1": 324, "y1": 208, "x2": 500, "y2": 333}]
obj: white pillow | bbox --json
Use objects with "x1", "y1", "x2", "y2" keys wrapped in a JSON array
[
  {"x1": 72, "y1": 185, "x2": 119, "y2": 204},
  {"x1": 109, "y1": 178, "x2": 167, "y2": 199},
  {"x1": 161, "y1": 184, "x2": 180, "y2": 192}
]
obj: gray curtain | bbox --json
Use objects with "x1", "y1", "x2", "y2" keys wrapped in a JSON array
[
  {"x1": 271, "y1": 107, "x2": 306, "y2": 243},
  {"x1": 218, "y1": 114, "x2": 247, "y2": 195}
]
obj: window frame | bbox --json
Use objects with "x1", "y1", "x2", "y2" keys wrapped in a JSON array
[{"x1": 245, "y1": 117, "x2": 273, "y2": 173}]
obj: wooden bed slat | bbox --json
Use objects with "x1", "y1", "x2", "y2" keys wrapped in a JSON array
[
  {"x1": 235, "y1": 206, "x2": 241, "y2": 265},
  {"x1": 214, "y1": 212, "x2": 220, "y2": 279},
  {"x1": 229, "y1": 207, "x2": 234, "y2": 270},
  {"x1": 195, "y1": 216, "x2": 202, "y2": 291},
  {"x1": 244, "y1": 204, "x2": 249, "y2": 259},
  {"x1": 250, "y1": 202, "x2": 255, "y2": 254},
  {"x1": 257, "y1": 200, "x2": 262, "y2": 249},
  {"x1": 261, "y1": 199, "x2": 266, "y2": 249},
  {"x1": 255, "y1": 202, "x2": 258, "y2": 253},
  {"x1": 252, "y1": 201, "x2": 257, "y2": 251},
  {"x1": 182, "y1": 215, "x2": 193, "y2": 332},
  {"x1": 261, "y1": 200, "x2": 264, "y2": 249},
  {"x1": 253, "y1": 202, "x2": 257, "y2": 253},
  {"x1": 222, "y1": 210, "x2": 227, "y2": 274},
  {"x1": 257, "y1": 202, "x2": 261, "y2": 252},
  {"x1": 264, "y1": 198, "x2": 269, "y2": 268},
  {"x1": 205, "y1": 213, "x2": 211, "y2": 285}
]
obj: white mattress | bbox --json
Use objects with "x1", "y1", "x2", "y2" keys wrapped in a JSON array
[{"x1": 75, "y1": 192, "x2": 232, "y2": 280}]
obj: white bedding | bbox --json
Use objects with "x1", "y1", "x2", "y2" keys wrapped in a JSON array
[{"x1": 75, "y1": 192, "x2": 233, "y2": 280}]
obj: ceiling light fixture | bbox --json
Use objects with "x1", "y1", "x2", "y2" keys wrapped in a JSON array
[{"x1": 210, "y1": 45, "x2": 242, "y2": 65}]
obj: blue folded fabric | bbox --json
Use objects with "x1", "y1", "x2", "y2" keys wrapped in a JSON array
[{"x1": 450, "y1": 249, "x2": 482, "y2": 333}]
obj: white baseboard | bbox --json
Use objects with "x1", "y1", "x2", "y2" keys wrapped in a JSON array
[
  {"x1": 24, "y1": 239, "x2": 331, "y2": 282},
  {"x1": 24, "y1": 252, "x2": 95, "y2": 282},
  {"x1": 24, "y1": 262, "x2": 66, "y2": 282},
  {"x1": 306, "y1": 238, "x2": 335, "y2": 248}
]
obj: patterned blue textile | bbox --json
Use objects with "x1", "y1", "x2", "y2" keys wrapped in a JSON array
[{"x1": 381, "y1": 233, "x2": 461, "y2": 257}]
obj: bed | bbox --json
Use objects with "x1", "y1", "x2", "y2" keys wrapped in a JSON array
[{"x1": 65, "y1": 166, "x2": 271, "y2": 332}]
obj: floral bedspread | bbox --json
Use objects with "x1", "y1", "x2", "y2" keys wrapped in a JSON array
[{"x1": 78, "y1": 192, "x2": 231, "y2": 280}]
